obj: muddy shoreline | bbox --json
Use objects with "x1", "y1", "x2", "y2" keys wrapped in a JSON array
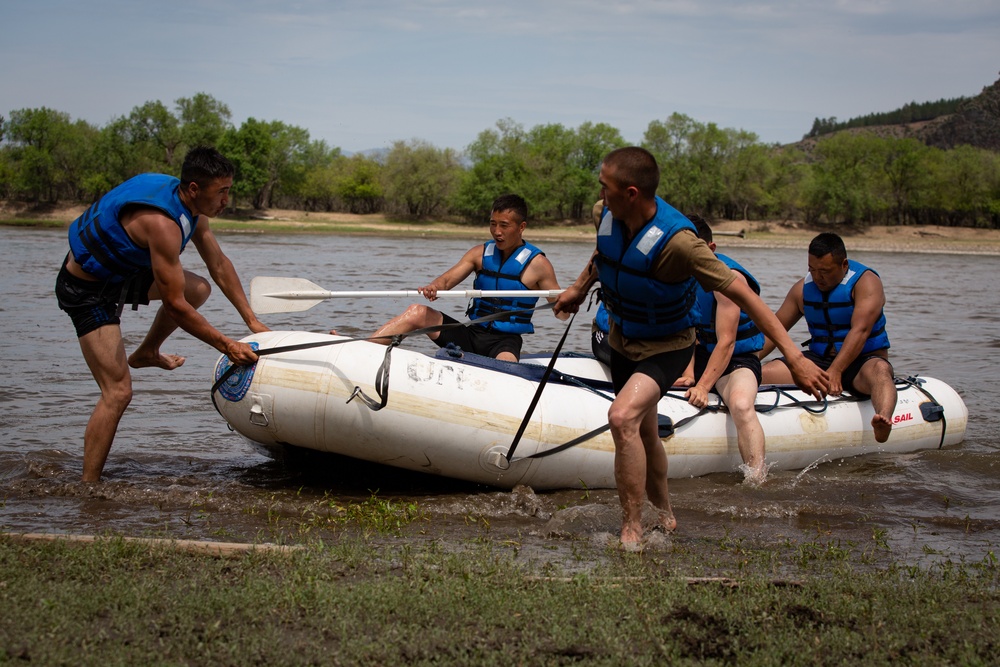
[{"x1": 4, "y1": 202, "x2": 999, "y2": 255}]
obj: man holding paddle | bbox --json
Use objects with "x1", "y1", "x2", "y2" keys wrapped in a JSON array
[
  {"x1": 554, "y1": 147, "x2": 828, "y2": 549},
  {"x1": 55, "y1": 147, "x2": 267, "y2": 482},
  {"x1": 369, "y1": 194, "x2": 568, "y2": 361}
]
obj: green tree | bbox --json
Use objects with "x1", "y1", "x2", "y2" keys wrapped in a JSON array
[
  {"x1": 381, "y1": 140, "x2": 460, "y2": 217},
  {"x1": 804, "y1": 132, "x2": 888, "y2": 226},
  {"x1": 335, "y1": 154, "x2": 383, "y2": 214},
  {"x1": 453, "y1": 118, "x2": 530, "y2": 221},
  {"x1": 220, "y1": 118, "x2": 311, "y2": 209},
  {"x1": 878, "y1": 138, "x2": 933, "y2": 225},
  {"x1": 126, "y1": 100, "x2": 182, "y2": 171},
  {"x1": 176, "y1": 93, "x2": 232, "y2": 149},
  {"x1": 4, "y1": 107, "x2": 99, "y2": 201}
]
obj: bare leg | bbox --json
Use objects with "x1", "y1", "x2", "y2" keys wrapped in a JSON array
[
  {"x1": 760, "y1": 358, "x2": 794, "y2": 385},
  {"x1": 78, "y1": 325, "x2": 134, "y2": 482},
  {"x1": 129, "y1": 271, "x2": 211, "y2": 370},
  {"x1": 716, "y1": 368, "x2": 766, "y2": 485},
  {"x1": 640, "y1": 408, "x2": 677, "y2": 533},
  {"x1": 853, "y1": 358, "x2": 897, "y2": 443},
  {"x1": 367, "y1": 304, "x2": 444, "y2": 344},
  {"x1": 607, "y1": 373, "x2": 666, "y2": 546}
]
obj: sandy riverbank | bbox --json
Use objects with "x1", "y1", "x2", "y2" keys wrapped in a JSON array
[{"x1": 4, "y1": 202, "x2": 999, "y2": 255}]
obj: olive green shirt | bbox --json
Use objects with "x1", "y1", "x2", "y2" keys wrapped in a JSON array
[{"x1": 606, "y1": 228, "x2": 736, "y2": 361}]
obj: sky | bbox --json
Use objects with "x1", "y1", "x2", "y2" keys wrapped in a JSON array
[{"x1": 2, "y1": 0, "x2": 998, "y2": 155}]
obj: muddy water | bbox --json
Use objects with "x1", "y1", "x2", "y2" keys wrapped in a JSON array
[{"x1": 1, "y1": 227, "x2": 998, "y2": 568}]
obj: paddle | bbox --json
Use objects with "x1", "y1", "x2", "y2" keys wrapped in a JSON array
[{"x1": 250, "y1": 276, "x2": 565, "y2": 314}]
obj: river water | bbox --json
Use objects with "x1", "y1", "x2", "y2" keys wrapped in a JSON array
[{"x1": 1, "y1": 226, "x2": 998, "y2": 568}]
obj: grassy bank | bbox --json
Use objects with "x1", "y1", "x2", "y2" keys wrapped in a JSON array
[{"x1": 2, "y1": 532, "x2": 997, "y2": 665}]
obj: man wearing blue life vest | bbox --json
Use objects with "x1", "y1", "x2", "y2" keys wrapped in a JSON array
[
  {"x1": 370, "y1": 194, "x2": 568, "y2": 361},
  {"x1": 554, "y1": 147, "x2": 828, "y2": 548},
  {"x1": 680, "y1": 215, "x2": 768, "y2": 486},
  {"x1": 759, "y1": 232, "x2": 895, "y2": 443},
  {"x1": 55, "y1": 147, "x2": 267, "y2": 482}
]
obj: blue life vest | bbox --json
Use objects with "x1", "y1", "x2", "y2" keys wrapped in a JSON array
[
  {"x1": 68, "y1": 174, "x2": 196, "y2": 282},
  {"x1": 595, "y1": 197, "x2": 701, "y2": 339},
  {"x1": 594, "y1": 302, "x2": 610, "y2": 333},
  {"x1": 693, "y1": 253, "x2": 764, "y2": 354},
  {"x1": 802, "y1": 259, "x2": 890, "y2": 357},
  {"x1": 466, "y1": 241, "x2": 544, "y2": 334}
]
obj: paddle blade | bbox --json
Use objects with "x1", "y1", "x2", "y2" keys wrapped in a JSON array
[{"x1": 250, "y1": 276, "x2": 330, "y2": 314}]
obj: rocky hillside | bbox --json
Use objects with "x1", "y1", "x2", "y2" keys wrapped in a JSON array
[
  {"x1": 924, "y1": 73, "x2": 1000, "y2": 151},
  {"x1": 793, "y1": 73, "x2": 1000, "y2": 153}
]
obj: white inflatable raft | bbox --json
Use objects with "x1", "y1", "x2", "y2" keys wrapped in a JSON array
[{"x1": 212, "y1": 331, "x2": 968, "y2": 490}]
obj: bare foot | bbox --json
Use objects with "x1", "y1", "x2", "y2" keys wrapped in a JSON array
[
  {"x1": 741, "y1": 463, "x2": 768, "y2": 487},
  {"x1": 128, "y1": 351, "x2": 186, "y2": 370},
  {"x1": 655, "y1": 510, "x2": 678, "y2": 534},
  {"x1": 328, "y1": 329, "x2": 338, "y2": 335},
  {"x1": 620, "y1": 521, "x2": 643, "y2": 548},
  {"x1": 872, "y1": 414, "x2": 892, "y2": 443}
]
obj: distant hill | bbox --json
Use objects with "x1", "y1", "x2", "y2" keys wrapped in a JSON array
[
  {"x1": 793, "y1": 73, "x2": 1000, "y2": 153},
  {"x1": 924, "y1": 74, "x2": 1000, "y2": 151}
]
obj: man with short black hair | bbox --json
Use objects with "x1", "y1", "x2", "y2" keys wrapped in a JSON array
[
  {"x1": 759, "y1": 232, "x2": 896, "y2": 442},
  {"x1": 56, "y1": 146, "x2": 267, "y2": 481},
  {"x1": 555, "y1": 147, "x2": 828, "y2": 547},
  {"x1": 370, "y1": 194, "x2": 567, "y2": 361}
]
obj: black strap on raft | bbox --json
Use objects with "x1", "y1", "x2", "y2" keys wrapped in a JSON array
[
  {"x1": 345, "y1": 302, "x2": 557, "y2": 412},
  {"x1": 514, "y1": 404, "x2": 719, "y2": 462},
  {"x1": 210, "y1": 301, "x2": 558, "y2": 416},
  {"x1": 753, "y1": 386, "x2": 830, "y2": 415},
  {"x1": 895, "y1": 375, "x2": 948, "y2": 449},
  {"x1": 504, "y1": 311, "x2": 577, "y2": 463}
]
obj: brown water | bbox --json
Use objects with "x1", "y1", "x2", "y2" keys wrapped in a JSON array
[{"x1": 2, "y1": 227, "x2": 998, "y2": 568}]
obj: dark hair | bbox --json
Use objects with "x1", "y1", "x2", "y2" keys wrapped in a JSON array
[
  {"x1": 688, "y1": 213, "x2": 712, "y2": 243},
  {"x1": 602, "y1": 147, "x2": 659, "y2": 198},
  {"x1": 180, "y1": 146, "x2": 235, "y2": 187},
  {"x1": 808, "y1": 232, "x2": 847, "y2": 262},
  {"x1": 491, "y1": 193, "x2": 528, "y2": 222}
]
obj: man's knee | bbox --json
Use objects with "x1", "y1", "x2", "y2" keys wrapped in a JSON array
[
  {"x1": 104, "y1": 379, "x2": 134, "y2": 413},
  {"x1": 187, "y1": 274, "x2": 212, "y2": 307},
  {"x1": 405, "y1": 304, "x2": 440, "y2": 325},
  {"x1": 859, "y1": 357, "x2": 895, "y2": 390}
]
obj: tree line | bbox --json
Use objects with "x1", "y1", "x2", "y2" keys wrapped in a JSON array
[
  {"x1": 805, "y1": 96, "x2": 970, "y2": 139},
  {"x1": 2, "y1": 93, "x2": 998, "y2": 228}
]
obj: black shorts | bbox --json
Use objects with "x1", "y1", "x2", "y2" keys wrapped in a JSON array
[
  {"x1": 776, "y1": 350, "x2": 892, "y2": 398},
  {"x1": 693, "y1": 346, "x2": 762, "y2": 387},
  {"x1": 591, "y1": 326, "x2": 612, "y2": 366},
  {"x1": 55, "y1": 260, "x2": 153, "y2": 338},
  {"x1": 435, "y1": 314, "x2": 524, "y2": 359},
  {"x1": 609, "y1": 344, "x2": 695, "y2": 396}
]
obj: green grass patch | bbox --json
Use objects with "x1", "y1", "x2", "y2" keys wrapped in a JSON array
[
  {"x1": 0, "y1": 218, "x2": 69, "y2": 229},
  {"x1": 1, "y1": 534, "x2": 997, "y2": 665}
]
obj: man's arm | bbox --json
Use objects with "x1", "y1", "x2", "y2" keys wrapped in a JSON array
[
  {"x1": 553, "y1": 249, "x2": 598, "y2": 316},
  {"x1": 686, "y1": 276, "x2": 743, "y2": 408},
  {"x1": 523, "y1": 255, "x2": 570, "y2": 320},
  {"x1": 190, "y1": 220, "x2": 269, "y2": 334},
  {"x1": 757, "y1": 280, "x2": 805, "y2": 359},
  {"x1": 144, "y1": 216, "x2": 257, "y2": 364},
  {"x1": 721, "y1": 278, "x2": 828, "y2": 399},
  {"x1": 419, "y1": 246, "x2": 481, "y2": 300}
]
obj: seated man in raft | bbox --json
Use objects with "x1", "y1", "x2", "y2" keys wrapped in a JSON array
[
  {"x1": 368, "y1": 194, "x2": 568, "y2": 361},
  {"x1": 679, "y1": 215, "x2": 769, "y2": 485},
  {"x1": 759, "y1": 232, "x2": 896, "y2": 442}
]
